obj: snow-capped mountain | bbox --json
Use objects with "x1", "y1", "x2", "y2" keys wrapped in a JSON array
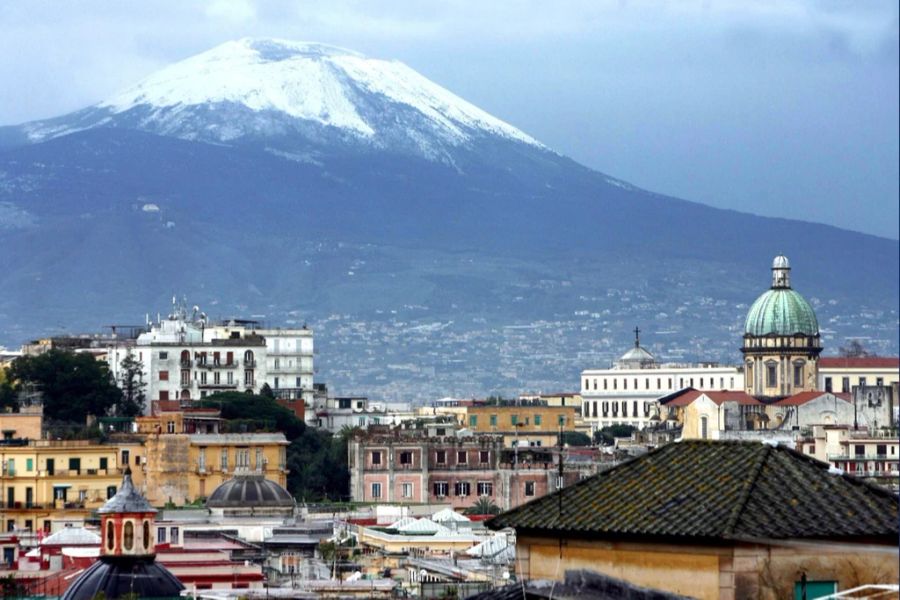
[
  {"x1": 20, "y1": 38, "x2": 542, "y2": 163},
  {"x1": 0, "y1": 39, "x2": 896, "y2": 395}
]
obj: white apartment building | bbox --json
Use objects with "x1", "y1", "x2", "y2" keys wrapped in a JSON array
[
  {"x1": 107, "y1": 303, "x2": 314, "y2": 414},
  {"x1": 580, "y1": 329, "x2": 744, "y2": 431}
]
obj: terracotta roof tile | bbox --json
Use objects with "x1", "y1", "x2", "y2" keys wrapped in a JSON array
[
  {"x1": 819, "y1": 357, "x2": 900, "y2": 369},
  {"x1": 773, "y1": 391, "x2": 852, "y2": 406},
  {"x1": 660, "y1": 388, "x2": 759, "y2": 407},
  {"x1": 488, "y1": 440, "x2": 898, "y2": 543}
]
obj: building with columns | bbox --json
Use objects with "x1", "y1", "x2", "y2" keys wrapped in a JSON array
[{"x1": 742, "y1": 255, "x2": 822, "y2": 400}]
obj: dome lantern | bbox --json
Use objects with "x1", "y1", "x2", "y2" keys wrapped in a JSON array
[{"x1": 771, "y1": 254, "x2": 790, "y2": 288}]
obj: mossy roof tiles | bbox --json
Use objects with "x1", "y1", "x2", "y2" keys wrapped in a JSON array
[{"x1": 488, "y1": 440, "x2": 898, "y2": 543}]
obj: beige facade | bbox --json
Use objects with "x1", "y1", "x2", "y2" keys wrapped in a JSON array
[
  {"x1": 742, "y1": 335, "x2": 821, "y2": 399},
  {"x1": 516, "y1": 535, "x2": 899, "y2": 600},
  {"x1": 818, "y1": 358, "x2": 900, "y2": 394},
  {"x1": 0, "y1": 440, "x2": 132, "y2": 533},
  {"x1": 142, "y1": 432, "x2": 288, "y2": 505},
  {"x1": 465, "y1": 405, "x2": 576, "y2": 448}
]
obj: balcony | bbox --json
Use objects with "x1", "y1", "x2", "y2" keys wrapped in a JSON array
[
  {"x1": 196, "y1": 359, "x2": 239, "y2": 369},
  {"x1": 180, "y1": 359, "x2": 192, "y2": 368},
  {"x1": 198, "y1": 382, "x2": 238, "y2": 389},
  {"x1": 244, "y1": 359, "x2": 257, "y2": 368},
  {"x1": 828, "y1": 454, "x2": 895, "y2": 461}
]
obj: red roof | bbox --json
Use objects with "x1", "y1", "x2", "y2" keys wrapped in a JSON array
[
  {"x1": 819, "y1": 357, "x2": 900, "y2": 369},
  {"x1": 773, "y1": 391, "x2": 852, "y2": 406},
  {"x1": 662, "y1": 388, "x2": 760, "y2": 407}
]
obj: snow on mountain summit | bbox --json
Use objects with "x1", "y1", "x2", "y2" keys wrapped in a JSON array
[{"x1": 95, "y1": 38, "x2": 542, "y2": 152}]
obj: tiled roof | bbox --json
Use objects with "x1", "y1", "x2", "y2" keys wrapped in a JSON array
[
  {"x1": 819, "y1": 357, "x2": 900, "y2": 369},
  {"x1": 488, "y1": 441, "x2": 898, "y2": 543},
  {"x1": 660, "y1": 388, "x2": 759, "y2": 407},
  {"x1": 773, "y1": 391, "x2": 852, "y2": 406}
]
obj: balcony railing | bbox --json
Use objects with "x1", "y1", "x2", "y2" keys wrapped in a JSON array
[
  {"x1": 196, "y1": 359, "x2": 239, "y2": 369},
  {"x1": 198, "y1": 382, "x2": 238, "y2": 389},
  {"x1": 828, "y1": 454, "x2": 895, "y2": 461}
]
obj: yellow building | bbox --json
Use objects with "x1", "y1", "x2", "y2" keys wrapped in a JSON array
[
  {"x1": 142, "y1": 431, "x2": 288, "y2": 506},
  {"x1": 465, "y1": 405, "x2": 576, "y2": 448},
  {"x1": 0, "y1": 440, "x2": 128, "y2": 533}
]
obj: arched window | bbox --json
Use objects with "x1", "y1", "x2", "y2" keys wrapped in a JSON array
[
  {"x1": 123, "y1": 521, "x2": 134, "y2": 551},
  {"x1": 143, "y1": 521, "x2": 151, "y2": 550},
  {"x1": 106, "y1": 521, "x2": 115, "y2": 551},
  {"x1": 180, "y1": 350, "x2": 190, "y2": 366},
  {"x1": 244, "y1": 350, "x2": 254, "y2": 365},
  {"x1": 180, "y1": 389, "x2": 191, "y2": 400}
]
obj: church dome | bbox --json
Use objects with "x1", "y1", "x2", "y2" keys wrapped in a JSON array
[
  {"x1": 745, "y1": 288, "x2": 818, "y2": 337},
  {"x1": 207, "y1": 473, "x2": 295, "y2": 509},
  {"x1": 61, "y1": 558, "x2": 184, "y2": 600}
]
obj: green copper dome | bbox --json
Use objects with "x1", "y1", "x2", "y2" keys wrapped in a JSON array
[{"x1": 744, "y1": 288, "x2": 818, "y2": 336}]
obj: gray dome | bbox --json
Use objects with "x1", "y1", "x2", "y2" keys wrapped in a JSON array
[
  {"x1": 98, "y1": 468, "x2": 155, "y2": 514},
  {"x1": 772, "y1": 255, "x2": 790, "y2": 269},
  {"x1": 206, "y1": 474, "x2": 295, "y2": 508},
  {"x1": 61, "y1": 557, "x2": 184, "y2": 600}
]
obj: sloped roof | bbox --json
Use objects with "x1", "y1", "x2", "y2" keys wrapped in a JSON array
[
  {"x1": 488, "y1": 440, "x2": 898, "y2": 543},
  {"x1": 661, "y1": 388, "x2": 760, "y2": 407},
  {"x1": 432, "y1": 508, "x2": 471, "y2": 523},
  {"x1": 397, "y1": 518, "x2": 449, "y2": 535},
  {"x1": 98, "y1": 468, "x2": 155, "y2": 514},
  {"x1": 773, "y1": 391, "x2": 852, "y2": 406},
  {"x1": 819, "y1": 357, "x2": 900, "y2": 369},
  {"x1": 41, "y1": 527, "x2": 101, "y2": 546}
]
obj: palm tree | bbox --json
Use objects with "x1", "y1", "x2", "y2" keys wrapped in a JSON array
[{"x1": 465, "y1": 497, "x2": 501, "y2": 515}]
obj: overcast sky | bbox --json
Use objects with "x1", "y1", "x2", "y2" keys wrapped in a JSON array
[{"x1": 1, "y1": 1, "x2": 897, "y2": 239}]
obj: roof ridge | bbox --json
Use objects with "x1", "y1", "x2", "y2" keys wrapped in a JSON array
[{"x1": 722, "y1": 444, "x2": 771, "y2": 538}]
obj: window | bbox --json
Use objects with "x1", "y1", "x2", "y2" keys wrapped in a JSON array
[
  {"x1": 454, "y1": 482, "x2": 471, "y2": 497},
  {"x1": 534, "y1": 414, "x2": 542, "y2": 426},
  {"x1": 244, "y1": 350, "x2": 254, "y2": 365},
  {"x1": 256, "y1": 447, "x2": 263, "y2": 469},
  {"x1": 221, "y1": 448, "x2": 228, "y2": 470},
  {"x1": 124, "y1": 521, "x2": 134, "y2": 551},
  {"x1": 227, "y1": 372, "x2": 234, "y2": 385},
  {"x1": 166, "y1": 421, "x2": 175, "y2": 434},
  {"x1": 700, "y1": 416, "x2": 708, "y2": 440},
  {"x1": 170, "y1": 527, "x2": 179, "y2": 544},
  {"x1": 159, "y1": 370, "x2": 169, "y2": 381},
  {"x1": 623, "y1": 379, "x2": 627, "y2": 390},
  {"x1": 236, "y1": 448, "x2": 250, "y2": 468},
  {"x1": 859, "y1": 377, "x2": 867, "y2": 387},
  {"x1": 477, "y1": 481, "x2": 493, "y2": 496},
  {"x1": 842, "y1": 377, "x2": 850, "y2": 393},
  {"x1": 876, "y1": 445, "x2": 886, "y2": 457},
  {"x1": 433, "y1": 482, "x2": 448, "y2": 497},
  {"x1": 489, "y1": 414, "x2": 497, "y2": 427},
  {"x1": 214, "y1": 371, "x2": 221, "y2": 385},
  {"x1": 583, "y1": 378, "x2": 588, "y2": 390},
  {"x1": 524, "y1": 481, "x2": 535, "y2": 497},
  {"x1": 854, "y1": 445, "x2": 865, "y2": 457},
  {"x1": 107, "y1": 486, "x2": 117, "y2": 499},
  {"x1": 159, "y1": 391, "x2": 169, "y2": 401},
  {"x1": 793, "y1": 362, "x2": 804, "y2": 386},
  {"x1": 807, "y1": 445, "x2": 815, "y2": 454},
  {"x1": 107, "y1": 521, "x2": 115, "y2": 550},
  {"x1": 401, "y1": 482, "x2": 413, "y2": 498},
  {"x1": 876, "y1": 377, "x2": 884, "y2": 386},
  {"x1": 511, "y1": 414, "x2": 519, "y2": 426},
  {"x1": 436, "y1": 450, "x2": 446, "y2": 464},
  {"x1": 603, "y1": 379, "x2": 608, "y2": 390},
  {"x1": 244, "y1": 370, "x2": 254, "y2": 386},
  {"x1": 766, "y1": 363, "x2": 777, "y2": 387},
  {"x1": 399, "y1": 451, "x2": 413, "y2": 465},
  {"x1": 457, "y1": 451, "x2": 467, "y2": 464},
  {"x1": 159, "y1": 351, "x2": 168, "y2": 360},
  {"x1": 371, "y1": 483, "x2": 382, "y2": 499},
  {"x1": 26, "y1": 458, "x2": 33, "y2": 472},
  {"x1": 479, "y1": 450, "x2": 490, "y2": 463},
  {"x1": 143, "y1": 521, "x2": 150, "y2": 550},
  {"x1": 558, "y1": 415, "x2": 566, "y2": 427},
  {"x1": 158, "y1": 527, "x2": 167, "y2": 543},
  {"x1": 371, "y1": 451, "x2": 382, "y2": 465},
  {"x1": 5, "y1": 459, "x2": 13, "y2": 476},
  {"x1": 824, "y1": 377, "x2": 833, "y2": 392},
  {"x1": 469, "y1": 415, "x2": 477, "y2": 427}
]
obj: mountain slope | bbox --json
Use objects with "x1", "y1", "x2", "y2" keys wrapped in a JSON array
[{"x1": 0, "y1": 39, "x2": 896, "y2": 398}]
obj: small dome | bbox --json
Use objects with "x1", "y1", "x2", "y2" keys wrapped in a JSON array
[
  {"x1": 619, "y1": 346, "x2": 655, "y2": 364},
  {"x1": 98, "y1": 468, "x2": 155, "y2": 515},
  {"x1": 61, "y1": 558, "x2": 184, "y2": 600},
  {"x1": 772, "y1": 255, "x2": 790, "y2": 270},
  {"x1": 207, "y1": 473, "x2": 295, "y2": 509},
  {"x1": 744, "y1": 288, "x2": 819, "y2": 337}
]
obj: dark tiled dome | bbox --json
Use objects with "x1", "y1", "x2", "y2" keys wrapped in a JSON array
[
  {"x1": 207, "y1": 473, "x2": 295, "y2": 508},
  {"x1": 61, "y1": 557, "x2": 184, "y2": 600}
]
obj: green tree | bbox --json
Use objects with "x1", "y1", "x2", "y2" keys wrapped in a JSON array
[
  {"x1": 0, "y1": 367, "x2": 16, "y2": 412},
  {"x1": 593, "y1": 424, "x2": 637, "y2": 445},
  {"x1": 116, "y1": 348, "x2": 146, "y2": 417},
  {"x1": 560, "y1": 431, "x2": 592, "y2": 447},
  {"x1": 7, "y1": 350, "x2": 122, "y2": 423},
  {"x1": 839, "y1": 340, "x2": 875, "y2": 358},
  {"x1": 465, "y1": 497, "x2": 501, "y2": 515}
]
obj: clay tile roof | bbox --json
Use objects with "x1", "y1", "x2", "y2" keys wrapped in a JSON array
[
  {"x1": 660, "y1": 389, "x2": 759, "y2": 407},
  {"x1": 487, "y1": 440, "x2": 898, "y2": 543},
  {"x1": 819, "y1": 357, "x2": 900, "y2": 369},
  {"x1": 773, "y1": 391, "x2": 852, "y2": 406}
]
